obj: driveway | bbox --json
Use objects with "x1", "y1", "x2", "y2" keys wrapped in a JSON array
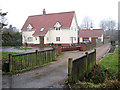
[{"x1": 2, "y1": 43, "x2": 111, "y2": 88}]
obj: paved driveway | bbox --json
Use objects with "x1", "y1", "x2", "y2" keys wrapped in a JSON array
[{"x1": 2, "y1": 43, "x2": 111, "y2": 88}]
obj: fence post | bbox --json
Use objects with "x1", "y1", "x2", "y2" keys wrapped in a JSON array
[
  {"x1": 68, "y1": 58, "x2": 73, "y2": 83},
  {"x1": 94, "y1": 49, "x2": 96, "y2": 65},
  {"x1": 85, "y1": 52, "x2": 88, "y2": 77},
  {"x1": 8, "y1": 54, "x2": 12, "y2": 72},
  {"x1": 35, "y1": 50, "x2": 38, "y2": 65}
]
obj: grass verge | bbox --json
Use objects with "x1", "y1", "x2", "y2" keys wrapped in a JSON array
[
  {"x1": 20, "y1": 48, "x2": 32, "y2": 50},
  {"x1": 68, "y1": 47, "x2": 119, "y2": 88},
  {"x1": 1, "y1": 52, "x2": 23, "y2": 59},
  {"x1": 97, "y1": 47, "x2": 118, "y2": 73}
]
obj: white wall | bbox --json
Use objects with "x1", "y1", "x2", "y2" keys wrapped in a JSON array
[
  {"x1": 45, "y1": 29, "x2": 77, "y2": 44},
  {"x1": 22, "y1": 30, "x2": 40, "y2": 44}
]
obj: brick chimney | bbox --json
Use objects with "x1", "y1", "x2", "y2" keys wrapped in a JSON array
[{"x1": 43, "y1": 9, "x2": 46, "y2": 15}]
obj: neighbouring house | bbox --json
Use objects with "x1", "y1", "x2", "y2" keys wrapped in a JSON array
[
  {"x1": 79, "y1": 29, "x2": 103, "y2": 44},
  {"x1": 21, "y1": 9, "x2": 79, "y2": 46}
]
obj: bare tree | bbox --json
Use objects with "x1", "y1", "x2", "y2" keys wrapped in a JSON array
[
  {"x1": 80, "y1": 16, "x2": 93, "y2": 29},
  {"x1": 100, "y1": 18, "x2": 116, "y2": 31},
  {"x1": 99, "y1": 18, "x2": 117, "y2": 41}
]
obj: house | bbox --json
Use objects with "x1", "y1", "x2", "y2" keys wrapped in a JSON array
[
  {"x1": 79, "y1": 29, "x2": 103, "y2": 44},
  {"x1": 21, "y1": 9, "x2": 79, "y2": 46}
]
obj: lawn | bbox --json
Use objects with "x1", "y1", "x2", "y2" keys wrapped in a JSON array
[
  {"x1": 0, "y1": 46, "x2": 12, "y2": 48},
  {"x1": 20, "y1": 47, "x2": 32, "y2": 50},
  {"x1": 1, "y1": 52, "x2": 23, "y2": 59},
  {"x1": 97, "y1": 47, "x2": 118, "y2": 73}
]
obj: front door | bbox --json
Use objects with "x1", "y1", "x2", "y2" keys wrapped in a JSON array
[{"x1": 40, "y1": 36, "x2": 44, "y2": 45}]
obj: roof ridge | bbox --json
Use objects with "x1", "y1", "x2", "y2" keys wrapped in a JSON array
[{"x1": 29, "y1": 11, "x2": 75, "y2": 17}]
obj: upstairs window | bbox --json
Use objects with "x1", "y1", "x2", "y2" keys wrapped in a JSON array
[
  {"x1": 27, "y1": 24, "x2": 33, "y2": 31},
  {"x1": 55, "y1": 27, "x2": 60, "y2": 30},
  {"x1": 54, "y1": 22, "x2": 62, "y2": 30},
  {"x1": 40, "y1": 28, "x2": 44, "y2": 32}
]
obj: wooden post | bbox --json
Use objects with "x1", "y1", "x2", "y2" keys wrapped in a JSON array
[
  {"x1": 8, "y1": 54, "x2": 12, "y2": 72},
  {"x1": 52, "y1": 48, "x2": 55, "y2": 61},
  {"x1": 68, "y1": 58, "x2": 73, "y2": 83},
  {"x1": 94, "y1": 49, "x2": 96, "y2": 65},
  {"x1": 35, "y1": 50, "x2": 38, "y2": 65},
  {"x1": 85, "y1": 52, "x2": 88, "y2": 77}
]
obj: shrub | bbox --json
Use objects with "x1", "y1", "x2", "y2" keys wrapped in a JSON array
[{"x1": 85, "y1": 64, "x2": 106, "y2": 84}]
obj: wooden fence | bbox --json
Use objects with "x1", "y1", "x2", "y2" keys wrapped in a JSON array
[
  {"x1": 8, "y1": 48, "x2": 56, "y2": 72},
  {"x1": 62, "y1": 45, "x2": 80, "y2": 52},
  {"x1": 68, "y1": 49, "x2": 96, "y2": 83}
]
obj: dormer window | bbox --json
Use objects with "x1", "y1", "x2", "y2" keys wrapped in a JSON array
[
  {"x1": 27, "y1": 24, "x2": 33, "y2": 31},
  {"x1": 54, "y1": 22, "x2": 62, "y2": 30},
  {"x1": 56, "y1": 27, "x2": 60, "y2": 30},
  {"x1": 40, "y1": 28, "x2": 44, "y2": 32}
]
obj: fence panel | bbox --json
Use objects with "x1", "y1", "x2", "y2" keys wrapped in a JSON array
[
  {"x1": 72, "y1": 55, "x2": 87, "y2": 82},
  {"x1": 68, "y1": 49, "x2": 96, "y2": 83},
  {"x1": 9, "y1": 48, "x2": 56, "y2": 72}
]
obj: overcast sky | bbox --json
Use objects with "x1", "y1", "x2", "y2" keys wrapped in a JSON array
[{"x1": 0, "y1": 0, "x2": 119, "y2": 30}]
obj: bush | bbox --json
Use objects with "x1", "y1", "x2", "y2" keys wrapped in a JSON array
[{"x1": 85, "y1": 65, "x2": 106, "y2": 84}]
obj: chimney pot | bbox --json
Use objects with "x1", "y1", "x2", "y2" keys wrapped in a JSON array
[{"x1": 43, "y1": 9, "x2": 46, "y2": 15}]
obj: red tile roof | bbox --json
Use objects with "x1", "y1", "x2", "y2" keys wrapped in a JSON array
[
  {"x1": 21, "y1": 11, "x2": 74, "y2": 36},
  {"x1": 79, "y1": 29, "x2": 103, "y2": 37}
]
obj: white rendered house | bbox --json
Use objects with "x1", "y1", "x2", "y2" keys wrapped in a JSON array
[{"x1": 21, "y1": 10, "x2": 79, "y2": 46}]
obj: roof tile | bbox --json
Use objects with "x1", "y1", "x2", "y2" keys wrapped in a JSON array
[{"x1": 79, "y1": 29, "x2": 103, "y2": 37}]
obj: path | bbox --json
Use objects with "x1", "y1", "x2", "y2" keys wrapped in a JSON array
[{"x1": 2, "y1": 43, "x2": 111, "y2": 88}]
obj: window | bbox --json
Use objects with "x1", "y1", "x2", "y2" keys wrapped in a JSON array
[
  {"x1": 56, "y1": 27, "x2": 60, "y2": 30},
  {"x1": 56, "y1": 37, "x2": 60, "y2": 41},
  {"x1": 47, "y1": 37, "x2": 49, "y2": 41},
  {"x1": 40, "y1": 28, "x2": 44, "y2": 32},
  {"x1": 54, "y1": 22, "x2": 62, "y2": 30},
  {"x1": 35, "y1": 37, "x2": 37, "y2": 40},
  {"x1": 27, "y1": 37, "x2": 33, "y2": 42},
  {"x1": 27, "y1": 24, "x2": 33, "y2": 31},
  {"x1": 74, "y1": 37, "x2": 76, "y2": 41}
]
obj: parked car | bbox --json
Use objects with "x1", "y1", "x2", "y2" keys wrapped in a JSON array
[{"x1": 83, "y1": 39, "x2": 91, "y2": 44}]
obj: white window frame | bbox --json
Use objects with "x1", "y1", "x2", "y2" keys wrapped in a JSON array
[{"x1": 56, "y1": 37, "x2": 60, "y2": 41}]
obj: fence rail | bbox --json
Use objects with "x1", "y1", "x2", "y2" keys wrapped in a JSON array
[
  {"x1": 8, "y1": 48, "x2": 56, "y2": 72},
  {"x1": 68, "y1": 49, "x2": 96, "y2": 83}
]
